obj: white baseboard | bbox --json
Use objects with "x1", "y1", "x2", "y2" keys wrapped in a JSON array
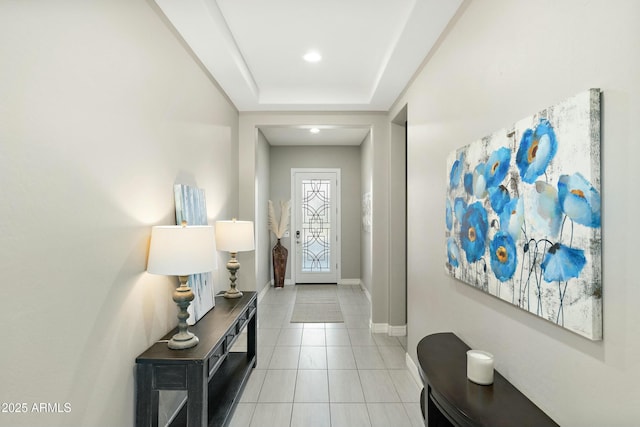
[
  {"x1": 388, "y1": 325, "x2": 407, "y2": 336},
  {"x1": 360, "y1": 282, "x2": 372, "y2": 303},
  {"x1": 370, "y1": 322, "x2": 388, "y2": 334},
  {"x1": 369, "y1": 323, "x2": 407, "y2": 337},
  {"x1": 339, "y1": 278, "x2": 361, "y2": 285},
  {"x1": 258, "y1": 281, "x2": 270, "y2": 303},
  {"x1": 405, "y1": 353, "x2": 423, "y2": 388}
]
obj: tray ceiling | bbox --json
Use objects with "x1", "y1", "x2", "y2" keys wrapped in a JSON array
[{"x1": 154, "y1": 0, "x2": 462, "y2": 112}]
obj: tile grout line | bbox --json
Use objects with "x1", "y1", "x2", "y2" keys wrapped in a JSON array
[{"x1": 235, "y1": 285, "x2": 412, "y2": 426}]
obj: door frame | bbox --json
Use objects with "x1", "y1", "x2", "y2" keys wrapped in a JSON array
[{"x1": 290, "y1": 168, "x2": 341, "y2": 284}]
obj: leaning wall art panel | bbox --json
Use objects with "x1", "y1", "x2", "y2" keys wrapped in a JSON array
[
  {"x1": 445, "y1": 89, "x2": 602, "y2": 340},
  {"x1": 175, "y1": 184, "x2": 216, "y2": 325}
]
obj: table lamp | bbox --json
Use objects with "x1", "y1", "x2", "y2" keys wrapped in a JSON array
[
  {"x1": 215, "y1": 219, "x2": 255, "y2": 299},
  {"x1": 147, "y1": 222, "x2": 216, "y2": 349}
]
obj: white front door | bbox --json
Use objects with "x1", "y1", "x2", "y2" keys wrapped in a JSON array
[{"x1": 291, "y1": 169, "x2": 340, "y2": 284}]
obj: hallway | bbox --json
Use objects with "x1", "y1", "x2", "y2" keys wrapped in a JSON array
[{"x1": 228, "y1": 285, "x2": 422, "y2": 427}]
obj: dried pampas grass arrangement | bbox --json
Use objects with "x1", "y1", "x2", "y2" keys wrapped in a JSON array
[{"x1": 268, "y1": 200, "x2": 290, "y2": 239}]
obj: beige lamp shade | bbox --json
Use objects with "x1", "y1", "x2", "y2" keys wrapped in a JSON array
[
  {"x1": 147, "y1": 225, "x2": 217, "y2": 276},
  {"x1": 215, "y1": 220, "x2": 255, "y2": 252}
]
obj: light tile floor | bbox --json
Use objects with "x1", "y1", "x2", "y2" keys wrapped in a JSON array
[{"x1": 228, "y1": 285, "x2": 423, "y2": 427}]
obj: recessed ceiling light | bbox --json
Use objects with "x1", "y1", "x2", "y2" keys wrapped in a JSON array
[
  {"x1": 303, "y1": 51, "x2": 322, "y2": 63},
  {"x1": 309, "y1": 128, "x2": 320, "y2": 134}
]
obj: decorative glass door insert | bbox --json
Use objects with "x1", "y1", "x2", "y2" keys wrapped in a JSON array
[
  {"x1": 292, "y1": 169, "x2": 339, "y2": 284},
  {"x1": 301, "y1": 179, "x2": 331, "y2": 272}
]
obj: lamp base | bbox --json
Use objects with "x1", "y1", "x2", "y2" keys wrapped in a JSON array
[
  {"x1": 168, "y1": 332, "x2": 199, "y2": 350},
  {"x1": 224, "y1": 251, "x2": 243, "y2": 299},
  {"x1": 168, "y1": 275, "x2": 199, "y2": 350},
  {"x1": 224, "y1": 287, "x2": 243, "y2": 299}
]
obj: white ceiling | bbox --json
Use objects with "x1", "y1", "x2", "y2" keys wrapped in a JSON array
[
  {"x1": 154, "y1": 0, "x2": 463, "y2": 113},
  {"x1": 260, "y1": 126, "x2": 371, "y2": 146}
]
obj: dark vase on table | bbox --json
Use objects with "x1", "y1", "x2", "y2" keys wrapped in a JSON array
[{"x1": 272, "y1": 239, "x2": 288, "y2": 288}]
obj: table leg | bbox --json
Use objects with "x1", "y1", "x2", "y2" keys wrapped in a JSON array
[
  {"x1": 248, "y1": 306, "x2": 257, "y2": 366},
  {"x1": 136, "y1": 364, "x2": 159, "y2": 427},
  {"x1": 186, "y1": 363, "x2": 207, "y2": 427}
]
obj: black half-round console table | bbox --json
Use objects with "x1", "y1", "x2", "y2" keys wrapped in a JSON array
[
  {"x1": 417, "y1": 332, "x2": 559, "y2": 427},
  {"x1": 136, "y1": 292, "x2": 257, "y2": 427}
]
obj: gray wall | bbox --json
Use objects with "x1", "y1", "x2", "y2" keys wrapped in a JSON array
[
  {"x1": 391, "y1": 0, "x2": 640, "y2": 425},
  {"x1": 254, "y1": 130, "x2": 271, "y2": 292},
  {"x1": 269, "y1": 145, "x2": 362, "y2": 281},
  {"x1": 389, "y1": 121, "x2": 407, "y2": 328},
  {"x1": 0, "y1": 1, "x2": 239, "y2": 426}
]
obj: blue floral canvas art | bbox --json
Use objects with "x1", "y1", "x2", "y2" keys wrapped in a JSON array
[{"x1": 445, "y1": 89, "x2": 602, "y2": 340}]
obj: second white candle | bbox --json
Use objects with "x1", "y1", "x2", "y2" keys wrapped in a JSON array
[{"x1": 466, "y1": 350, "x2": 494, "y2": 385}]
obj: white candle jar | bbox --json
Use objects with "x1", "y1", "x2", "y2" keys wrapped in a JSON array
[{"x1": 466, "y1": 350, "x2": 494, "y2": 385}]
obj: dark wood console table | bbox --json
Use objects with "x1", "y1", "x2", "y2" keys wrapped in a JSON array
[
  {"x1": 417, "y1": 333, "x2": 559, "y2": 427},
  {"x1": 136, "y1": 292, "x2": 257, "y2": 427}
]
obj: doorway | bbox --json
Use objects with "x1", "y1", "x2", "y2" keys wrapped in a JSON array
[{"x1": 290, "y1": 168, "x2": 341, "y2": 284}]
